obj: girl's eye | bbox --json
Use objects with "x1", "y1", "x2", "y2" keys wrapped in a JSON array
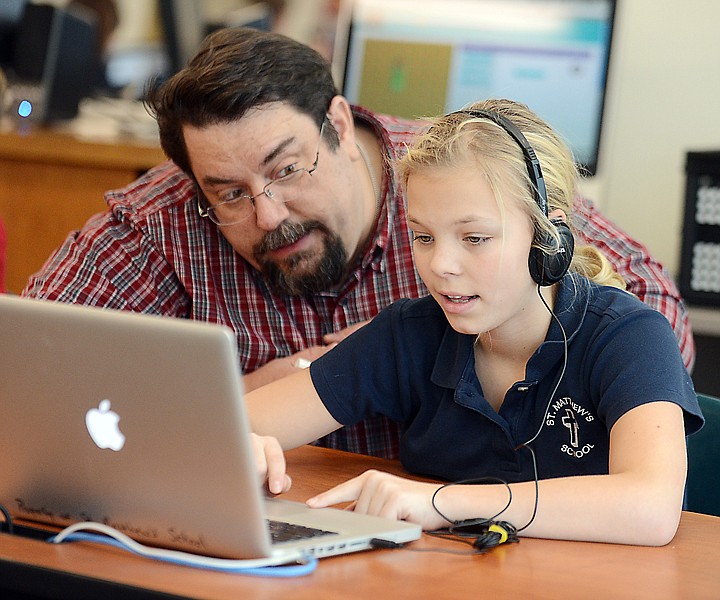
[
  {"x1": 412, "y1": 233, "x2": 433, "y2": 244},
  {"x1": 465, "y1": 235, "x2": 491, "y2": 245}
]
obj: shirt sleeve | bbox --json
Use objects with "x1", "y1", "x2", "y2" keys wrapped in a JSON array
[
  {"x1": 310, "y1": 299, "x2": 439, "y2": 426},
  {"x1": 22, "y1": 209, "x2": 189, "y2": 317},
  {"x1": 572, "y1": 196, "x2": 696, "y2": 372},
  {"x1": 309, "y1": 305, "x2": 403, "y2": 426},
  {"x1": 585, "y1": 303, "x2": 703, "y2": 436}
]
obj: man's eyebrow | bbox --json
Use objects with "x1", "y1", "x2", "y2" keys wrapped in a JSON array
[
  {"x1": 262, "y1": 137, "x2": 295, "y2": 167},
  {"x1": 198, "y1": 137, "x2": 297, "y2": 188},
  {"x1": 200, "y1": 175, "x2": 238, "y2": 187}
]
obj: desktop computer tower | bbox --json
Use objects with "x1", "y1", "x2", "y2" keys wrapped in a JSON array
[
  {"x1": 678, "y1": 151, "x2": 720, "y2": 307},
  {"x1": 5, "y1": 3, "x2": 97, "y2": 122}
]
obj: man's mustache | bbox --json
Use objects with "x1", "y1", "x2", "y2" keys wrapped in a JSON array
[{"x1": 255, "y1": 221, "x2": 323, "y2": 255}]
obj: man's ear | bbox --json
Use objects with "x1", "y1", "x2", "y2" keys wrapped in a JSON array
[
  {"x1": 548, "y1": 208, "x2": 567, "y2": 223},
  {"x1": 326, "y1": 95, "x2": 357, "y2": 150}
]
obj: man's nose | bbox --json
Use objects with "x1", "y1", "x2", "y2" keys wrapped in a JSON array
[{"x1": 253, "y1": 194, "x2": 291, "y2": 231}]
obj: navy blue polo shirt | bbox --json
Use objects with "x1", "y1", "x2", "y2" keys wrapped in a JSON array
[{"x1": 310, "y1": 276, "x2": 703, "y2": 483}]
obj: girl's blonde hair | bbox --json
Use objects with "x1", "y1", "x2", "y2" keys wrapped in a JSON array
[{"x1": 397, "y1": 99, "x2": 625, "y2": 290}]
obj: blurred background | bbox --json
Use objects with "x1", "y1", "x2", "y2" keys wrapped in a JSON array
[{"x1": 1, "y1": 0, "x2": 720, "y2": 391}]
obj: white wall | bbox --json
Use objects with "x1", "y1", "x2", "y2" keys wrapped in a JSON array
[
  {"x1": 112, "y1": 0, "x2": 160, "y2": 48},
  {"x1": 587, "y1": 0, "x2": 720, "y2": 276}
]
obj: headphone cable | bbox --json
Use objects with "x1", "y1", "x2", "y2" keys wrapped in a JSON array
[{"x1": 514, "y1": 283, "x2": 569, "y2": 533}]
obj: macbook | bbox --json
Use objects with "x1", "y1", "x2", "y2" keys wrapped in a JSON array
[{"x1": 0, "y1": 294, "x2": 421, "y2": 561}]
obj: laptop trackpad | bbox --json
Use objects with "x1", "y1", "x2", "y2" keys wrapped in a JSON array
[{"x1": 265, "y1": 497, "x2": 318, "y2": 517}]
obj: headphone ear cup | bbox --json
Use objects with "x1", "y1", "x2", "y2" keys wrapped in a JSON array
[{"x1": 529, "y1": 220, "x2": 575, "y2": 286}]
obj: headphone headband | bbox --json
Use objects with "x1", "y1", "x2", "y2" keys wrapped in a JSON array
[
  {"x1": 455, "y1": 109, "x2": 548, "y2": 216},
  {"x1": 451, "y1": 108, "x2": 572, "y2": 286}
]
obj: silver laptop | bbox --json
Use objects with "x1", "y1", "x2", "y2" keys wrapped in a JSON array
[{"x1": 0, "y1": 294, "x2": 420, "y2": 561}]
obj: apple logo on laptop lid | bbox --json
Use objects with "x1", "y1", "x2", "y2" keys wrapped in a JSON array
[{"x1": 85, "y1": 399, "x2": 126, "y2": 451}]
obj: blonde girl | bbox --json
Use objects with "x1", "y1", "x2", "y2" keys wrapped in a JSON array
[{"x1": 248, "y1": 99, "x2": 702, "y2": 546}]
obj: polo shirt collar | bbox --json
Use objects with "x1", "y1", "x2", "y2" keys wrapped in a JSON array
[
  {"x1": 430, "y1": 275, "x2": 592, "y2": 390},
  {"x1": 525, "y1": 276, "x2": 591, "y2": 382}
]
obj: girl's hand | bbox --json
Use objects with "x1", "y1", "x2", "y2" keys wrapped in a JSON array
[
  {"x1": 306, "y1": 469, "x2": 449, "y2": 531},
  {"x1": 251, "y1": 433, "x2": 292, "y2": 495}
]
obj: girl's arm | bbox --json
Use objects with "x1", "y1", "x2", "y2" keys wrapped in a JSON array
[
  {"x1": 246, "y1": 368, "x2": 343, "y2": 494},
  {"x1": 307, "y1": 401, "x2": 687, "y2": 546}
]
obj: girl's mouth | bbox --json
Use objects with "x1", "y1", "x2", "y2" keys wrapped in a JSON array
[{"x1": 444, "y1": 294, "x2": 478, "y2": 303}]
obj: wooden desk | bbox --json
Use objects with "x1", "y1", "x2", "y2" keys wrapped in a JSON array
[
  {"x1": 1, "y1": 445, "x2": 719, "y2": 600},
  {"x1": 0, "y1": 123, "x2": 166, "y2": 294}
]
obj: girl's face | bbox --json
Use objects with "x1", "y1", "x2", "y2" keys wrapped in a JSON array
[{"x1": 407, "y1": 165, "x2": 540, "y2": 339}]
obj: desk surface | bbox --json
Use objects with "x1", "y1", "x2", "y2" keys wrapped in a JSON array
[
  {"x1": 0, "y1": 121, "x2": 166, "y2": 172},
  {"x1": 2, "y1": 446, "x2": 719, "y2": 600}
]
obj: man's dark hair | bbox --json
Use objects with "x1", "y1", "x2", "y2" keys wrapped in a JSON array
[{"x1": 145, "y1": 27, "x2": 339, "y2": 176}]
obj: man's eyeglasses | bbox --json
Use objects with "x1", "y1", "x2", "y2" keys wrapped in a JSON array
[{"x1": 198, "y1": 121, "x2": 325, "y2": 227}]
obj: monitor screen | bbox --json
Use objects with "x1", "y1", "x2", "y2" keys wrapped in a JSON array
[
  {"x1": 334, "y1": 0, "x2": 616, "y2": 175},
  {"x1": 158, "y1": 0, "x2": 206, "y2": 77},
  {"x1": 0, "y1": 0, "x2": 27, "y2": 69},
  {"x1": 12, "y1": 3, "x2": 55, "y2": 82}
]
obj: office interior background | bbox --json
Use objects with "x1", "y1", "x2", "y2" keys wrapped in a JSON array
[{"x1": 3, "y1": 0, "x2": 720, "y2": 391}]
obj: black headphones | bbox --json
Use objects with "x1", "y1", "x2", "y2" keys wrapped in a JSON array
[{"x1": 457, "y1": 109, "x2": 574, "y2": 286}]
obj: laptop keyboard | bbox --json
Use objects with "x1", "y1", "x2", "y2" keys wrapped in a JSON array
[{"x1": 268, "y1": 520, "x2": 337, "y2": 543}]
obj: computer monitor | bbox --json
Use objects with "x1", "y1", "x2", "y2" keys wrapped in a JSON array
[
  {"x1": 6, "y1": 2, "x2": 98, "y2": 122},
  {"x1": 0, "y1": 0, "x2": 26, "y2": 70},
  {"x1": 12, "y1": 3, "x2": 56, "y2": 82},
  {"x1": 158, "y1": 0, "x2": 206, "y2": 77},
  {"x1": 158, "y1": 0, "x2": 273, "y2": 78},
  {"x1": 334, "y1": 0, "x2": 616, "y2": 175}
]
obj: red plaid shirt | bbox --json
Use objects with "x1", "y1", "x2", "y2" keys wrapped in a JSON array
[{"x1": 23, "y1": 107, "x2": 694, "y2": 458}]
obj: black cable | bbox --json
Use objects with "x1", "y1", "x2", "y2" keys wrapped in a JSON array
[
  {"x1": 369, "y1": 539, "x2": 404, "y2": 549},
  {"x1": 520, "y1": 285, "x2": 569, "y2": 447},
  {"x1": 427, "y1": 283, "x2": 569, "y2": 550},
  {"x1": 512, "y1": 284, "x2": 568, "y2": 533},
  {"x1": 426, "y1": 521, "x2": 519, "y2": 554},
  {"x1": 430, "y1": 476, "x2": 512, "y2": 528},
  {"x1": 514, "y1": 443, "x2": 539, "y2": 533},
  {"x1": 429, "y1": 477, "x2": 518, "y2": 553}
]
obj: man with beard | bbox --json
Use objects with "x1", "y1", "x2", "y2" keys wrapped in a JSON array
[{"x1": 23, "y1": 27, "x2": 694, "y2": 459}]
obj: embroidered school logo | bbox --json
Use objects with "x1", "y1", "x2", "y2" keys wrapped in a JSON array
[
  {"x1": 545, "y1": 396, "x2": 595, "y2": 459},
  {"x1": 561, "y1": 408, "x2": 579, "y2": 447}
]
